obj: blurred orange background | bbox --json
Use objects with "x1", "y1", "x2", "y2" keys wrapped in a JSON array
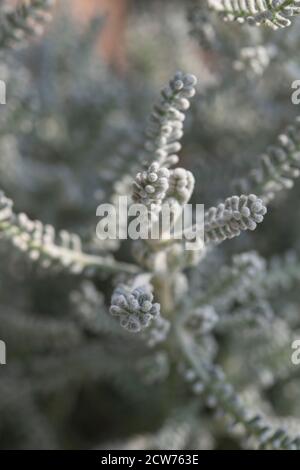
[
  {"x1": 71, "y1": 0, "x2": 131, "y2": 73},
  {"x1": 9, "y1": 0, "x2": 131, "y2": 72}
]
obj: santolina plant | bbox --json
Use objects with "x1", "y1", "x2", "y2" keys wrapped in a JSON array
[{"x1": 1, "y1": 0, "x2": 300, "y2": 450}]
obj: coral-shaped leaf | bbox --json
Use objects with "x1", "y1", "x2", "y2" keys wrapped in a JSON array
[
  {"x1": 0, "y1": 191, "x2": 138, "y2": 275},
  {"x1": 142, "y1": 71, "x2": 197, "y2": 168},
  {"x1": 133, "y1": 163, "x2": 171, "y2": 207},
  {"x1": 204, "y1": 194, "x2": 267, "y2": 244},
  {"x1": 110, "y1": 284, "x2": 161, "y2": 333},
  {"x1": 208, "y1": 0, "x2": 300, "y2": 30}
]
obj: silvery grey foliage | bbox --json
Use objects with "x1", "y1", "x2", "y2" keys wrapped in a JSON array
[
  {"x1": 133, "y1": 72, "x2": 197, "y2": 213},
  {"x1": 0, "y1": 192, "x2": 138, "y2": 275},
  {"x1": 193, "y1": 251, "x2": 267, "y2": 309},
  {"x1": 0, "y1": 306, "x2": 82, "y2": 354},
  {"x1": 2, "y1": 0, "x2": 300, "y2": 452},
  {"x1": 207, "y1": 0, "x2": 300, "y2": 29},
  {"x1": 236, "y1": 116, "x2": 300, "y2": 203},
  {"x1": 70, "y1": 281, "x2": 122, "y2": 336},
  {"x1": 185, "y1": 305, "x2": 219, "y2": 336},
  {"x1": 233, "y1": 45, "x2": 274, "y2": 75},
  {"x1": 186, "y1": 363, "x2": 300, "y2": 450},
  {"x1": 0, "y1": 0, "x2": 56, "y2": 50},
  {"x1": 204, "y1": 194, "x2": 267, "y2": 244},
  {"x1": 142, "y1": 71, "x2": 197, "y2": 168},
  {"x1": 133, "y1": 163, "x2": 171, "y2": 209},
  {"x1": 142, "y1": 314, "x2": 171, "y2": 348},
  {"x1": 110, "y1": 285, "x2": 161, "y2": 333}
]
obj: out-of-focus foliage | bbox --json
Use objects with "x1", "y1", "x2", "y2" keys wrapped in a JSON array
[{"x1": 1, "y1": 0, "x2": 300, "y2": 450}]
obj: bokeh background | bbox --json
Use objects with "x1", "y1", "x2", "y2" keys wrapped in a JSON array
[{"x1": 1, "y1": 0, "x2": 300, "y2": 449}]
